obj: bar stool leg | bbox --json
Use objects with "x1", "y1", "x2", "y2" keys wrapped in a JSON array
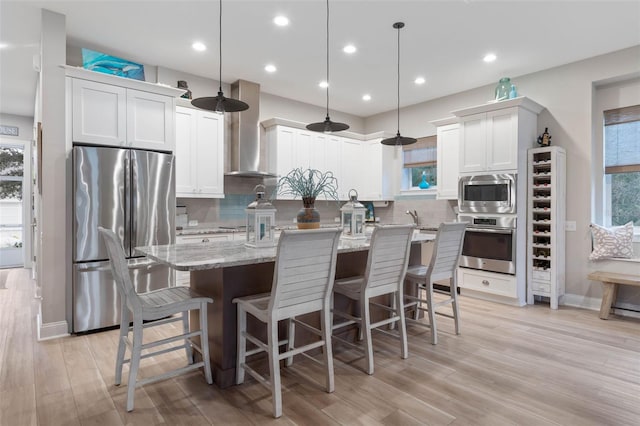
[
  {"x1": 236, "y1": 305, "x2": 247, "y2": 384},
  {"x1": 268, "y1": 320, "x2": 283, "y2": 418}
]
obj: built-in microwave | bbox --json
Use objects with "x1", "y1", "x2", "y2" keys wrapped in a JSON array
[{"x1": 458, "y1": 174, "x2": 516, "y2": 214}]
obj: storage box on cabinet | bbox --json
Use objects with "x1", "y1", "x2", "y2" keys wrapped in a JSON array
[
  {"x1": 69, "y1": 77, "x2": 176, "y2": 151},
  {"x1": 175, "y1": 106, "x2": 224, "y2": 198}
]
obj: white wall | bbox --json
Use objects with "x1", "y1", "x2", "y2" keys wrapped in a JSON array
[
  {"x1": 0, "y1": 114, "x2": 34, "y2": 139},
  {"x1": 366, "y1": 45, "x2": 640, "y2": 308}
]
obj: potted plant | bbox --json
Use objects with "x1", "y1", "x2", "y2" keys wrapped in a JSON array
[{"x1": 276, "y1": 168, "x2": 339, "y2": 229}]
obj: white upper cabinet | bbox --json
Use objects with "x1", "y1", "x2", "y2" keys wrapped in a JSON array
[
  {"x1": 126, "y1": 89, "x2": 174, "y2": 151},
  {"x1": 175, "y1": 106, "x2": 224, "y2": 198},
  {"x1": 453, "y1": 97, "x2": 544, "y2": 175},
  {"x1": 432, "y1": 119, "x2": 459, "y2": 200},
  {"x1": 264, "y1": 121, "x2": 399, "y2": 201},
  {"x1": 67, "y1": 67, "x2": 182, "y2": 152},
  {"x1": 71, "y1": 79, "x2": 127, "y2": 146}
]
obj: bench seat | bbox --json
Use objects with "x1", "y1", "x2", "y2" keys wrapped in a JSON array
[{"x1": 588, "y1": 271, "x2": 640, "y2": 319}]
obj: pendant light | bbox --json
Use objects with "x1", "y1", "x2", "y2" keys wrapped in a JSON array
[
  {"x1": 381, "y1": 22, "x2": 416, "y2": 146},
  {"x1": 191, "y1": 0, "x2": 249, "y2": 113},
  {"x1": 306, "y1": 0, "x2": 349, "y2": 133}
]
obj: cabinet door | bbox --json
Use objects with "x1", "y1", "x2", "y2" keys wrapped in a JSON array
[
  {"x1": 339, "y1": 138, "x2": 362, "y2": 200},
  {"x1": 126, "y1": 89, "x2": 175, "y2": 152},
  {"x1": 486, "y1": 108, "x2": 518, "y2": 172},
  {"x1": 196, "y1": 112, "x2": 224, "y2": 197},
  {"x1": 459, "y1": 113, "x2": 486, "y2": 173},
  {"x1": 175, "y1": 107, "x2": 198, "y2": 195},
  {"x1": 72, "y1": 79, "x2": 126, "y2": 146},
  {"x1": 436, "y1": 123, "x2": 460, "y2": 200},
  {"x1": 310, "y1": 133, "x2": 328, "y2": 172},
  {"x1": 295, "y1": 129, "x2": 313, "y2": 169},
  {"x1": 275, "y1": 126, "x2": 296, "y2": 199},
  {"x1": 360, "y1": 141, "x2": 383, "y2": 200},
  {"x1": 325, "y1": 135, "x2": 342, "y2": 196}
]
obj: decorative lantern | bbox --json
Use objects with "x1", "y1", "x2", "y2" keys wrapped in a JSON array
[
  {"x1": 340, "y1": 189, "x2": 367, "y2": 240},
  {"x1": 245, "y1": 184, "x2": 277, "y2": 248}
]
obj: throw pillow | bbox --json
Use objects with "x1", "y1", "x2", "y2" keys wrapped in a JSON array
[{"x1": 589, "y1": 222, "x2": 634, "y2": 260}]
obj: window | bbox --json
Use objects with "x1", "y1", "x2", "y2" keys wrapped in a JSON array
[
  {"x1": 603, "y1": 105, "x2": 640, "y2": 226},
  {"x1": 402, "y1": 135, "x2": 437, "y2": 190}
]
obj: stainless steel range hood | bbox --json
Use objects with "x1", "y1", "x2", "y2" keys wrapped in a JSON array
[{"x1": 226, "y1": 80, "x2": 276, "y2": 177}]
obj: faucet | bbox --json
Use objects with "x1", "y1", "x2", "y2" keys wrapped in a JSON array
[{"x1": 406, "y1": 210, "x2": 419, "y2": 226}]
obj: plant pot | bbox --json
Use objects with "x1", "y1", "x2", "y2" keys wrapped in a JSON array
[{"x1": 297, "y1": 197, "x2": 320, "y2": 229}]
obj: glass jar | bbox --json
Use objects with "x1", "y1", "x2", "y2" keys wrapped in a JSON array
[{"x1": 494, "y1": 77, "x2": 511, "y2": 101}]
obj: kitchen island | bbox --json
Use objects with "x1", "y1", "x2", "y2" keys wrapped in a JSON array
[{"x1": 137, "y1": 231, "x2": 434, "y2": 388}]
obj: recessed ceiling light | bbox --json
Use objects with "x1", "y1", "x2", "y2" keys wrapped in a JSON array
[
  {"x1": 192, "y1": 42, "x2": 206, "y2": 52},
  {"x1": 362, "y1": 94, "x2": 371, "y2": 101},
  {"x1": 274, "y1": 15, "x2": 289, "y2": 26},
  {"x1": 0, "y1": 42, "x2": 8, "y2": 49},
  {"x1": 319, "y1": 81, "x2": 329, "y2": 89},
  {"x1": 414, "y1": 77, "x2": 426, "y2": 85},
  {"x1": 343, "y1": 44, "x2": 357, "y2": 54},
  {"x1": 483, "y1": 53, "x2": 497, "y2": 63},
  {"x1": 265, "y1": 64, "x2": 277, "y2": 73}
]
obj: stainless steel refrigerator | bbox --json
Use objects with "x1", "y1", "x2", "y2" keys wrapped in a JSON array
[{"x1": 72, "y1": 145, "x2": 175, "y2": 333}]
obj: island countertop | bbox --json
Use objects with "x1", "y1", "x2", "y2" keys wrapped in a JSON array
[{"x1": 136, "y1": 231, "x2": 435, "y2": 271}]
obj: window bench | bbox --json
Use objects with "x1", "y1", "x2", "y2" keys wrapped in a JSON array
[{"x1": 588, "y1": 271, "x2": 640, "y2": 319}]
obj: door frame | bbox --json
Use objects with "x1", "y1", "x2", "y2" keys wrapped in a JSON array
[{"x1": 0, "y1": 137, "x2": 32, "y2": 268}]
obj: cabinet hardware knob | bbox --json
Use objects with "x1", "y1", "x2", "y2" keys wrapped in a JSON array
[
  {"x1": 482, "y1": 280, "x2": 490, "y2": 285},
  {"x1": 202, "y1": 238, "x2": 209, "y2": 242}
]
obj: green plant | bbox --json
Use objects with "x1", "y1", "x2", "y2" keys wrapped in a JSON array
[{"x1": 276, "y1": 168, "x2": 339, "y2": 207}]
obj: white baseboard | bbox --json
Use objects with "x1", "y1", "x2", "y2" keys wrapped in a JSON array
[
  {"x1": 37, "y1": 304, "x2": 70, "y2": 341},
  {"x1": 562, "y1": 294, "x2": 601, "y2": 311}
]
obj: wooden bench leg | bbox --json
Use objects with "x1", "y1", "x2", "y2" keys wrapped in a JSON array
[{"x1": 599, "y1": 282, "x2": 618, "y2": 320}]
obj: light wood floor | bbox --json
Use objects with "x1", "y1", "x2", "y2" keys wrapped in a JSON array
[{"x1": 2, "y1": 268, "x2": 640, "y2": 425}]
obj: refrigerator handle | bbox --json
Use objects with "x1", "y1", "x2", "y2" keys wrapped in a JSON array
[{"x1": 126, "y1": 150, "x2": 133, "y2": 256}]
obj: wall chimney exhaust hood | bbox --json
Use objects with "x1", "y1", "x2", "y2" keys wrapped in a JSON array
[{"x1": 226, "y1": 80, "x2": 276, "y2": 177}]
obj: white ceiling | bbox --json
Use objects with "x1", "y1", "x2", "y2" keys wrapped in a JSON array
[{"x1": 1, "y1": 1, "x2": 639, "y2": 118}]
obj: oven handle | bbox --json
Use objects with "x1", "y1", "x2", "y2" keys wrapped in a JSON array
[{"x1": 467, "y1": 227, "x2": 514, "y2": 235}]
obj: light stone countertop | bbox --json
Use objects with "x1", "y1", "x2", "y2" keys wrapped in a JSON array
[{"x1": 137, "y1": 232, "x2": 435, "y2": 271}]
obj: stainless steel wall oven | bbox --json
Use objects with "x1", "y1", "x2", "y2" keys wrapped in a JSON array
[{"x1": 458, "y1": 214, "x2": 516, "y2": 275}]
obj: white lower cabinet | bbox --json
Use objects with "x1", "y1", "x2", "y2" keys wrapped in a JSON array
[
  {"x1": 175, "y1": 106, "x2": 224, "y2": 198},
  {"x1": 175, "y1": 233, "x2": 233, "y2": 285},
  {"x1": 458, "y1": 268, "x2": 517, "y2": 298}
]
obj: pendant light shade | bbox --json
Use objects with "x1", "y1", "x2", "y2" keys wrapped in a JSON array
[
  {"x1": 306, "y1": 0, "x2": 349, "y2": 133},
  {"x1": 381, "y1": 22, "x2": 416, "y2": 146},
  {"x1": 191, "y1": 0, "x2": 249, "y2": 113}
]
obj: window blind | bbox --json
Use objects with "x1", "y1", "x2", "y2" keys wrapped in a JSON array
[
  {"x1": 403, "y1": 135, "x2": 436, "y2": 167},
  {"x1": 604, "y1": 105, "x2": 640, "y2": 174}
]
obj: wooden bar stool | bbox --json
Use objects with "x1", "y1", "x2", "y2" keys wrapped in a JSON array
[
  {"x1": 234, "y1": 228, "x2": 341, "y2": 418},
  {"x1": 98, "y1": 227, "x2": 213, "y2": 412},
  {"x1": 404, "y1": 222, "x2": 467, "y2": 344},
  {"x1": 331, "y1": 224, "x2": 414, "y2": 375}
]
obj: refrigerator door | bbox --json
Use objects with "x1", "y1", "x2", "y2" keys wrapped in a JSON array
[
  {"x1": 130, "y1": 150, "x2": 175, "y2": 256},
  {"x1": 73, "y1": 146, "x2": 128, "y2": 262},
  {"x1": 72, "y1": 258, "x2": 174, "y2": 332}
]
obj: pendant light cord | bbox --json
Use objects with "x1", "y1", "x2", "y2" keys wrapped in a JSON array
[
  {"x1": 218, "y1": 0, "x2": 223, "y2": 93},
  {"x1": 396, "y1": 24, "x2": 400, "y2": 135},
  {"x1": 325, "y1": 0, "x2": 330, "y2": 118}
]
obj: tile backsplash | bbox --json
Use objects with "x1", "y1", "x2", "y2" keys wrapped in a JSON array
[{"x1": 178, "y1": 176, "x2": 456, "y2": 227}]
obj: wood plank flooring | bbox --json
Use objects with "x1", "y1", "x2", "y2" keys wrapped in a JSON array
[{"x1": 1, "y1": 267, "x2": 640, "y2": 425}]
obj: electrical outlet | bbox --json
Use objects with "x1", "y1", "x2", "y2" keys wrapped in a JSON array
[{"x1": 565, "y1": 221, "x2": 576, "y2": 231}]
